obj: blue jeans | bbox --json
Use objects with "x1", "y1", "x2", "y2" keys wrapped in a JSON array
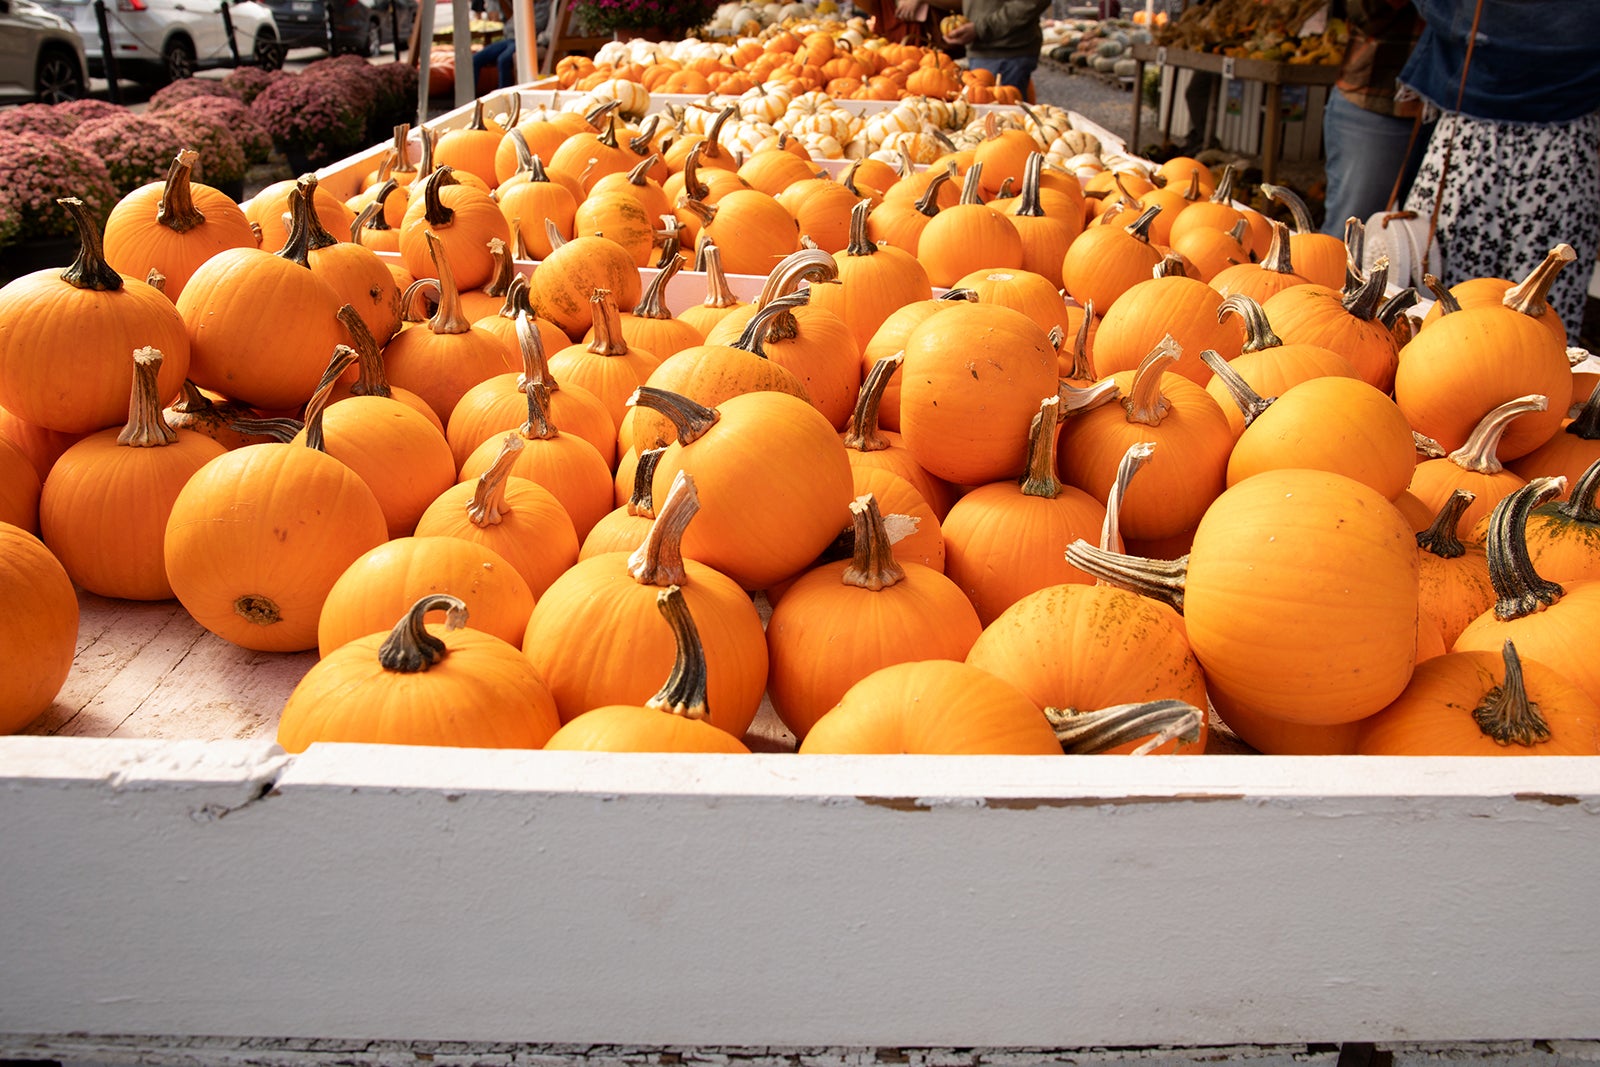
[
  {"x1": 1320, "y1": 90, "x2": 1431, "y2": 236},
  {"x1": 969, "y1": 54, "x2": 1037, "y2": 94},
  {"x1": 472, "y1": 37, "x2": 517, "y2": 87}
]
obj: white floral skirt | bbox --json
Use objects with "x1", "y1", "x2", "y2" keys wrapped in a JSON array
[{"x1": 1402, "y1": 109, "x2": 1600, "y2": 331}]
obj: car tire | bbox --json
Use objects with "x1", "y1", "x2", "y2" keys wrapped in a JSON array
[
  {"x1": 358, "y1": 18, "x2": 380, "y2": 57},
  {"x1": 35, "y1": 45, "x2": 86, "y2": 105},
  {"x1": 159, "y1": 35, "x2": 196, "y2": 85},
  {"x1": 254, "y1": 28, "x2": 284, "y2": 70}
]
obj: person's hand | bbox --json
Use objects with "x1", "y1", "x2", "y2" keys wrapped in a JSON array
[
  {"x1": 893, "y1": 0, "x2": 923, "y2": 20},
  {"x1": 942, "y1": 17, "x2": 976, "y2": 44}
]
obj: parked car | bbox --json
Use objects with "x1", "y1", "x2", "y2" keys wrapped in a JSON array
[
  {"x1": 263, "y1": 0, "x2": 415, "y2": 58},
  {"x1": 41, "y1": 0, "x2": 283, "y2": 86},
  {"x1": 0, "y1": 0, "x2": 89, "y2": 103}
]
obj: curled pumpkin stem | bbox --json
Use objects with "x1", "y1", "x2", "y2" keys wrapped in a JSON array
[
  {"x1": 1473, "y1": 640, "x2": 1552, "y2": 747},
  {"x1": 377, "y1": 594, "x2": 470, "y2": 673},
  {"x1": 1044, "y1": 699, "x2": 1205, "y2": 755}
]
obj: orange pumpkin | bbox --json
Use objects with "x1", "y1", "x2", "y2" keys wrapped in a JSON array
[{"x1": 0, "y1": 521, "x2": 79, "y2": 734}]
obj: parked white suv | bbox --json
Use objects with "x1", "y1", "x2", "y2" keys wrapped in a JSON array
[
  {"x1": 0, "y1": 0, "x2": 89, "y2": 103},
  {"x1": 42, "y1": 0, "x2": 282, "y2": 87}
]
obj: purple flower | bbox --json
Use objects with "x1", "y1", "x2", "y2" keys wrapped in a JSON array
[
  {"x1": 0, "y1": 131, "x2": 117, "y2": 248},
  {"x1": 67, "y1": 112, "x2": 186, "y2": 195}
]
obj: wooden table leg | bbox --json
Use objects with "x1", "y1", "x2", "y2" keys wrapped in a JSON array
[
  {"x1": 1130, "y1": 59, "x2": 1144, "y2": 153},
  {"x1": 1261, "y1": 82, "x2": 1283, "y2": 186}
]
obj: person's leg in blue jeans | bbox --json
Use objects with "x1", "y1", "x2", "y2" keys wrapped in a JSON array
[
  {"x1": 472, "y1": 38, "x2": 515, "y2": 86},
  {"x1": 1320, "y1": 90, "x2": 1430, "y2": 236},
  {"x1": 497, "y1": 34, "x2": 517, "y2": 85},
  {"x1": 968, "y1": 55, "x2": 1037, "y2": 98}
]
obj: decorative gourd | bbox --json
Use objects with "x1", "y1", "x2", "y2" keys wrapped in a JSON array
[
  {"x1": 1061, "y1": 204, "x2": 1163, "y2": 313},
  {"x1": 547, "y1": 288, "x2": 663, "y2": 429},
  {"x1": 399, "y1": 166, "x2": 511, "y2": 292},
  {"x1": 1066, "y1": 467, "x2": 1421, "y2": 726},
  {"x1": 1260, "y1": 260, "x2": 1400, "y2": 393},
  {"x1": 1202, "y1": 349, "x2": 1416, "y2": 502},
  {"x1": 942, "y1": 395, "x2": 1111, "y2": 625},
  {"x1": 297, "y1": 175, "x2": 403, "y2": 347},
  {"x1": 541, "y1": 585, "x2": 754, "y2": 754},
  {"x1": 1407, "y1": 395, "x2": 1546, "y2": 535},
  {"x1": 524, "y1": 471, "x2": 768, "y2": 738},
  {"x1": 102, "y1": 149, "x2": 258, "y2": 302},
  {"x1": 1093, "y1": 256, "x2": 1243, "y2": 384},
  {"x1": 1058, "y1": 337, "x2": 1232, "y2": 542},
  {"x1": 797, "y1": 659, "x2": 1063, "y2": 755},
  {"x1": 897, "y1": 301, "x2": 1059, "y2": 487},
  {"x1": 632, "y1": 386, "x2": 855, "y2": 591},
  {"x1": 0, "y1": 198, "x2": 191, "y2": 435},
  {"x1": 767, "y1": 493, "x2": 981, "y2": 741},
  {"x1": 1415, "y1": 489, "x2": 1497, "y2": 647},
  {"x1": 383, "y1": 231, "x2": 513, "y2": 426},
  {"x1": 1393, "y1": 274, "x2": 1571, "y2": 461},
  {"x1": 278, "y1": 594, "x2": 561, "y2": 752},
  {"x1": 316, "y1": 534, "x2": 535, "y2": 655},
  {"x1": 917, "y1": 163, "x2": 1024, "y2": 288},
  {"x1": 176, "y1": 190, "x2": 347, "y2": 412},
  {"x1": 39, "y1": 346, "x2": 227, "y2": 600},
  {"x1": 1203, "y1": 293, "x2": 1360, "y2": 438},
  {"x1": 163, "y1": 355, "x2": 389, "y2": 652},
  {"x1": 0, "y1": 522, "x2": 78, "y2": 735},
  {"x1": 528, "y1": 226, "x2": 642, "y2": 339},
  {"x1": 806, "y1": 200, "x2": 932, "y2": 353}
]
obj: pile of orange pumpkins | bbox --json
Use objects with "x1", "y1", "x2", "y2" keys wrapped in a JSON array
[{"x1": 2, "y1": 92, "x2": 1599, "y2": 761}]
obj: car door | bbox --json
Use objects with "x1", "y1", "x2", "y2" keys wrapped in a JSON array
[
  {"x1": 0, "y1": 0, "x2": 42, "y2": 97},
  {"x1": 158, "y1": 0, "x2": 227, "y2": 62}
]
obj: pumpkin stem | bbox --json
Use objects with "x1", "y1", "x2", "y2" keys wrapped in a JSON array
[
  {"x1": 1414, "y1": 430, "x2": 1447, "y2": 458},
  {"x1": 1343, "y1": 216, "x2": 1366, "y2": 294},
  {"x1": 115, "y1": 347, "x2": 180, "y2": 448},
  {"x1": 1259, "y1": 183, "x2": 1314, "y2": 235},
  {"x1": 1483, "y1": 476, "x2": 1568, "y2": 621},
  {"x1": 465, "y1": 97, "x2": 488, "y2": 133},
  {"x1": 353, "y1": 181, "x2": 397, "y2": 240},
  {"x1": 844, "y1": 198, "x2": 876, "y2": 257},
  {"x1": 1563, "y1": 378, "x2": 1600, "y2": 440},
  {"x1": 583, "y1": 98, "x2": 621, "y2": 129},
  {"x1": 519, "y1": 376, "x2": 560, "y2": 441},
  {"x1": 841, "y1": 158, "x2": 870, "y2": 201},
  {"x1": 842, "y1": 352, "x2": 901, "y2": 453},
  {"x1": 915, "y1": 164, "x2": 957, "y2": 218},
  {"x1": 1260, "y1": 219, "x2": 1296, "y2": 275},
  {"x1": 630, "y1": 115, "x2": 662, "y2": 157},
  {"x1": 840, "y1": 493, "x2": 906, "y2": 591},
  {"x1": 1343, "y1": 258, "x2": 1389, "y2": 321},
  {"x1": 734, "y1": 290, "x2": 810, "y2": 358},
  {"x1": 1123, "y1": 335, "x2": 1181, "y2": 426},
  {"x1": 696, "y1": 240, "x2": 742, "y2": 310},
  {"x1": 507, "y1": 130, "x2": 536, "y2": 178},
  {"x1": 1554, "y1": 456, "x2": 1600, "y2": 525},
  {"x1": 628, "y1": 386, "x2": 721, "y2": 446},
  {"x1": 376, "y1": 594, "x2": 469, "y2": 673},
  {"x1": 1377, "y1": 287, "x2": 1419, "y2": 328},
  {"x1": 1217, "y1": 292, "x2": 1282, "y2": 353},
  {"x1": 1503, "y1": 244, "x2": 1577, "y2": 319},
  {"x1": 302, "y1": 345, "x2": 359, "y2": 453},
  {"x1": 753, "y1": 248, "x2": 838, "y2": 341},
  {"x1": 514, "y1": 308, "x2": 558, "y2": 395},
  {"x1": 680, "y1": 140, "x2": 712, "y2": 202},
  {"x1": 336, "y1": 304, "x2": 393, "y2": 399},
  {"x1": 389, "y1": 123, "x2": 417, "y2": 180},
  {"x1": 57, "y1": 197, "x2": 124, "y2": 291},
  {"x1": 1472, "y1": 641, "x2": 1553, "y2": 747},
  {"x1": 1422, "y1": 273, "x2": 1461, "y2": 315},
  {"x1": 1009, "y1": 394, "x2": 1062, "y2": 499},
  {"x1": 1099, "y1": 440, "x2": 1156, "y2": 554},
  {"x1": 1209, "y1": 163, "x2": 1236, "y2": 206},
  {"x1": 296, "y1": 175, "x2": 341, "y2": 251},
  {"x1": 626, "y1": 445, "x2": 668, "y2": 520},
  {"x1": 464, "y1": 435, "x2": 524, "y2": 527},
  {"x1": 627, "y1": 468, "x2": 697, "y2": 587},
  {"x1": 400, "y1": 277, "x2": 440, "y2": 323},
  {"x1": 1416, "y1": 489, "x2": 1476, "y2": 560},
  {"x1": 626, "y1": 152, "x2": 660, "y2": 188},
  {"x1": 584, "y1": 289, "x2": 631, "y2": 357},
  {"x1": 1110, "y1": 171, "x2": 1144, "y2": 212},
  {"x1": 146, "y1": 268, "x2": 166, "y2": 291},
  {"x1": 1010, "y1": 152, "x2": 1047, "y2": 219},
  {"x1": 1447, "y1": 394, "x2": 1549, "y2": 475},
  {"x1": 644, "y1": 585, "x2": 712, "y2": 721},
  {"x1": 1151, "y1": 253, "x2": 1187, "y2": 279},
  {"x1": 544, "y1": 217, "x2": 568, "y2": 252},
  {"x1": 634, "y1": 254, "x2": 683, "y2": 320},
  {"x1": 1057, "y1": 375, "x2": 1120, "y2": 415},
  {"x1": 477, "y1": 237, "x2": 515, "y2": 302},
  {"x1": 1044, "y1": 699, "x2": 1204, "y2": 755},
  {"x1": 1124, "y1": 204, "x2": 1161, "y2": 244},
  {"x1": 676, "y1": 196, "x2": 716, "y2": 228},
  {"x1": 422, "y1": 230, "x2": 474, "y2": 334},
  {"x1": 155, "y1": 149, "x2": 206, "y2": 234},
  {"x1": 420, "y1": 165, "x2": 456, "y2": 228},
  {"x1": 702, "y1": 105, "x2": 735, "y2": 163},
  {"x1": 497, "y1": 272, "x2": 531, "y2": 321},
  {"x1": 274, "y1": 187, "x2": 315, "y2": 267},
  {"x1": 1064, "y1": 539, "x2": 1190, "y2": 612},
  {"x1": 1199, "y1": 347, "x2": 1273, "y2": 427},
  {"x1": 1066, "y1": 300, "x2": 1096, "y2": 380}
]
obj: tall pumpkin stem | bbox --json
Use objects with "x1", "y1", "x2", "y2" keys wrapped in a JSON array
[
  {"x1": 1416, "y1": 489, "x2": 1476, "y2": 560},
  {"x1": 627, "y1": 469, "x2": 698, "y2": 587},
  {"x1": 1343, "y1": 258, "x2": 1389, "y2": 321},
  {"x1": 695, "y1": 239, "x2": 742, "y2": 310},
  {"x1": 1217, "y1": 292, "x2": 1283, "y2": 352},
  {"x1": 1377, "y1": 287, "x2": 1419, "y2": 328},
  {"x1": 585, "y1": 289, "x2": 630, "y2": 357},
  {"x1": 1343, "y1": 216, "x2": 1366, "y2": 294},
  {"x1": 634, "y1": 254, "x2": 683, "y2": 320},
  {"x1": 377, "y1": 594, "x2": 469, "y2": 673},
  {"x1": 1066, "y1": 300, "x2": 1096, "y2": 380},
  {"x1": 519, "y1": 377, "x2": 559, "y2": 441},
  {"x1": 1199, "y1": 348, "x2": 1273, "y2": 426},
  {"x1": 155, "y1": 149, "x2": 206, "y2": 234},
  {"x1": 915, "y1": 164, "x2": 957, "y2": 219},
  {"x1": 464, "y1": 435, "x2": 525, "y2": 527},
  {"x1": 844, "y1": 199, "x2": 876, "y2": 257},
  {"x1": 1423, "y1": 273, "x2": 1462, "y2": 315},
  {"x1": 275, "y1": 188, "x2": 315, "y2": 267},
  {"x1": 1099, "y1": 440, "x2": 1156, "y2": 553},
  {"x1": 1473, "y1": 641, "x2": 1552, "y2": 747},
  {"x1": 734, "y1": 290, "x2": 810, "y2": 358},
  {"x1": 645, "y1": 585, "x2": 712, "y2": 721},
  {"x1": 389, "y1": 123, "x2": 416, "y2": 181},
  {"x1": 843, "y1": 352, "x2": 902, "y2": 453},
  {"x1": 1259, "y1": 183, "x2": 1314, "y2": 235},
  {"x1": 336, "y1": 304, "x2": 393, "y2": 398},
  {"x1": 1446, "y1": 394, "x2": 1549, "y2": 475},
  {"x1": 1012, "y1": 152, "x2": 1048, "y2": 219},
  {"x1": 297, "y1": 175, "x2": 341, "y2": 251},
  {"x1": 1554, "y1": 456, "x2": 1600, "y2": 525},
  {"x1": 422, "y1": 229, "x2": 474, "y2": 334},
  {"x1": 58, "y1": 197, "x2": 124, "y2": 291},
  {"x1": 1063, "y1": 539, "x2": 1190, "y2": 612},
  {"x1": 1503, "y1": 244, "x2": 1577, "y2": 319},
  {"x1": 626, "y1": 445, "x2": 668, "y2": 519},
  {"x1": 841, "y1": 493, "x2": 906, "y2": 591},
  {"x1": 1259, "y1": 220, "x2": 1296, "y2": 274},
  {"x1": 630, "y1": 115, "x2": 661, "y2": 157},
  {"x1": 1483, "y1": 476, "x2": 1567, "y2": 621},
  {"x1": 420, "y1": 165, "x2": 456, "y2": 228},
  {"x1": 1045, "y1": 699, "x2": 1204, "y2": 755},
  {"x1": 116, "y1": 347, "x2": 179, "y2": 447},
  {"x1": 514, "y1": 308, "x2": 556, "y2": 393},
  {"x1": 1123, "y1": 335, "x2": 1181, "y2": 425},
  {"x1": 753, "y1": 248, "x2": 839, "y2": 341},
  {"x1": 628, "y1": 386, "x2": 720, "y2": 445},
  {"x1": 1018, "y1": 395, "x2": 1063, "y2": 499},
  {"x1": 1124, "y1": 204, "x2": 1161, "y2": 244},
  {"x1": 479, "y1": 238, "x2": 516, "y2": 301},
  {"x1": 302, "y1": 346, "x2": 360, "y2": 452},
  {"x1": 1057, "y1": 375, "x2": 1121, "y2": 415}
]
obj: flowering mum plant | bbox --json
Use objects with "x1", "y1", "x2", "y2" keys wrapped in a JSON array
[
  {"x1": 67, "y1": 112, "x2": 186, "y2": 195},
  {"x1": 147, "y1": 78, "x2": 238, "y2": 112},
  {"x1": 0, "y1": 104, "x2": 77, "y2": 139},
  {"x1": 166, "y1": 95, "x2": 273, "y2": 166},
  {"x1": 156, "y1": 108, "x2": 248, "y2": 189},
  {"x1": 222, "y1": 65, "x2": 284, "y2": 106},
  {"x1": 249, "y1": 68, "x2": 368, "y2": 160},
  {"x1": 0, "y1": 131, "x2": 117, "y2": 248},
  {"x1": 55, "y1": 98, "x2": 126, "y2": 127},
  {"x1": 571, "y1": 0, "x2": 718, "y2": 35}
]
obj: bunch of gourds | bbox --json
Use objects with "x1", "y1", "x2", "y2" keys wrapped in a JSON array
[{"x1": 2, "y1": 97, "x2": 1599, "y2": 762}]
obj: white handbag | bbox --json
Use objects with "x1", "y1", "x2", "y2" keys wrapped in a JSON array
[{"x1": 1361, "y1": 209, "x2": 1442, "y2": 292}]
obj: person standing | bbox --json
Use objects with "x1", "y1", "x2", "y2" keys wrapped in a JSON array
[
  {"x1": 933, "y1": 0, "x2": 1052, "y2": 100},
  {"x1": 1318, "y1": 0, "x2": 1428, "y2": 236},
  {"x1": 1398, "y1": 0, "x2": 1600, "y2": 328}
]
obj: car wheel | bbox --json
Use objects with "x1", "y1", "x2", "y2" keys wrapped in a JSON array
[
  {"x1": 253, "y1": 28, "x2": 284, "y2": 71},
  {"x1": 35, "y1": 45, "x2": 86, "y2": 105},
  {"x1": 160, "y1": 35, "x2": 196, "y2": 84}
]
